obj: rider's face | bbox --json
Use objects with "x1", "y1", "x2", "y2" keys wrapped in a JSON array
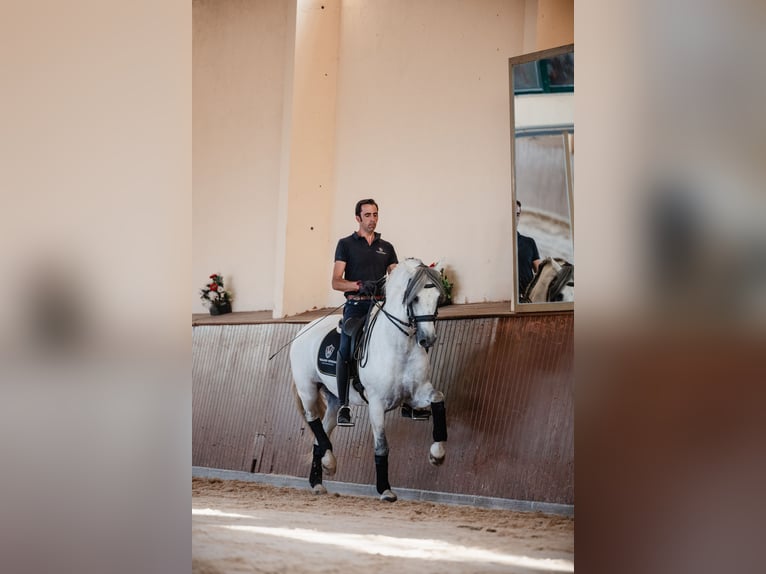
[{"x1": 356, "y1": 205, "x2": 378, "y2": 233}]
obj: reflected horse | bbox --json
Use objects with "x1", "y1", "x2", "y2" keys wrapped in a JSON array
[
  {"x1": 523, "y1": 257, "x2": 574, "y2": 303},
  {"x1": 289, "y1": 258, "x2": 448, "y2": 502}
]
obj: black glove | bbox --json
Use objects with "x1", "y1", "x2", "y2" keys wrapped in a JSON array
[{"x1": 356, "y1": 280, "x2": 378, "y2": 295}]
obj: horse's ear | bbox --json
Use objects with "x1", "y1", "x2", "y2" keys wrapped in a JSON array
[{"x1": 429, "y1": 258, "x2": 446, "y2": 274}]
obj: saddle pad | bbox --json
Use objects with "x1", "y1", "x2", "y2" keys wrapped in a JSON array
[{"x1": 317, "y1": 327, "x2": 340, "y2": 376}]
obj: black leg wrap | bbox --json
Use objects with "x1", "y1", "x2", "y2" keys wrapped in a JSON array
[
  {"x1": 309, "y1": 445, "x2": 323, "y2": 487},
  {"x1": 308, "y1": 419, "x2": 332, "y2": 454},
  {"x1": 431, "y1": 401, "x2": 448, "y2": 442},
  {"x1": 374, "y1": 454, "x2": 391, "y2": 494}
]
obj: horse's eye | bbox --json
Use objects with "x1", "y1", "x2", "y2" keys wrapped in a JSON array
[{"x1": 413, "y1": 296, "x2": 419, "y2": 303}]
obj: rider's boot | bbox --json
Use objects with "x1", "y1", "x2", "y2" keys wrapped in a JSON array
[{"x1": 336, "y1": 359, "x2": 354, "y2": 427}]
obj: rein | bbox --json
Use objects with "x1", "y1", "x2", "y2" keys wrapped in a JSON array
[
  {"x1": 358, "y1": 298, "x2": 438, "y2": 366},
  {"x1": 376, "y1": 303, "x2": 412, "y2": 336},
  {"x1": 356, "y1": 301, "x2": 411, "y2": 369},
  {"x1": 355, "y1": 263, "x2": 445, "y2": 367}
]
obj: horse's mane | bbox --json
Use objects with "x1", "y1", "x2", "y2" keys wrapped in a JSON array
[
  {"x1": 386, "y1": 258, "x2": 446, "y2": 307},
  {"x1": 547, "y1": 259, "x2": 573, "y2": 300}
]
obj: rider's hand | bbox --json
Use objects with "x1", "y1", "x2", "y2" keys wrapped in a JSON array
[{"x1": 356, "y1": 280, "x2": 378, "y2": 295}]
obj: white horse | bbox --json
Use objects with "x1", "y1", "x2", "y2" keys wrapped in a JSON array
[
  {"x1": 289, "y1": 258, "x2": 448, "y2": 502},
  {"x1": 523, "y1": 257, "x2": 574, "y2": 303}
]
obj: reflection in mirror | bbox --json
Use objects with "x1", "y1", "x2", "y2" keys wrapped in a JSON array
[{"x1": 510, "y1": 45, "x2": 574, "y2": 309}]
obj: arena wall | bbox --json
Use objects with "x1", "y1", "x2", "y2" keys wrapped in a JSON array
[{"x1": 193, "y1": 311, "x2": 573, "y2": 505}]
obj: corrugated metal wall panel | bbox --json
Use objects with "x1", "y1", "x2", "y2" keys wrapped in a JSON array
[{"x1": 192, "y1": 313, "x2": 573, "y2": 504}]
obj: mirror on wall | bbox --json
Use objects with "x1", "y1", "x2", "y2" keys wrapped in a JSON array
[{"x1": 509, "y1": 44, "x2": 574, "y2": 311}]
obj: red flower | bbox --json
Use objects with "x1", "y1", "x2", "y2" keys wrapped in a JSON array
[{"x1": 210, "y1": 283, "x2": 218, "y2": 291}]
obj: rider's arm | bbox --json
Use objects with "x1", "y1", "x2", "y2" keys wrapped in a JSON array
[{"x1": 332, "y1": 260, "x2": 360, "y2": 292}]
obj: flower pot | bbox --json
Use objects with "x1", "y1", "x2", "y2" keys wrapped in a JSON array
[{"x1": 209, "y1": 302, "x2": 232, "y2": 316}]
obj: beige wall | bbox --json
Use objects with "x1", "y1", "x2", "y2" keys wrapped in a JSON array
[
  {"x1": 535, "y1": 0, "x2": 574, "y2": 50},
  {"x1": 329, "y1": 0, "x2": 526, "y2": 307},
  {"x1": 522, "y1": 0, "x2": 573, "y2": 53},
  {"x1": 193, "y1": 0, "x2": 292, "y2": 313},
  {"x1": 193, "y1": 0, "x2": 574, "y2": 315}
]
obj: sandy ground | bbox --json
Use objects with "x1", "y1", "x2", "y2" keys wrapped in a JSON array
[{"x1": 193, "y1": 477, "x2": 574, "y2": 574}]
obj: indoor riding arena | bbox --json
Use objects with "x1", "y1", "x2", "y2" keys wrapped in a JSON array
[
  {"x1": 192, "y1": 304, "x2": 573, "y2": 573},
  {"x1": 193, "y1": 1, "x2": 575, "y2": 571}
]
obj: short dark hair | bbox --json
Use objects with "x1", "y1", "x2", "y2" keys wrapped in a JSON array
[
  {"x1": 355, "y1": 198, "x2": 378, "y2": 217},
  {"x1": 516, "y1": 200, "x2": 521, "y2": 208}
]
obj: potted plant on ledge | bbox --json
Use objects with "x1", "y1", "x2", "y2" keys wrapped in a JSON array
[
  {"x1": 200, "y1": 273, "x2": 233, "y2": 315},
  {"x1": 438, "y1": 269, "x2": 453, "y2": 306},
  {"x1": 429, "y1": 261, "x2": 454, "y2": 307}
]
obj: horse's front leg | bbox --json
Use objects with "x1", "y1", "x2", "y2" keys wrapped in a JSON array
[
  {"x1": 411, "y1": 387, "x2": 447, "y2": 466},
  {"x1": 368, "y1": 399, "x2": 397, "y2": 502}
]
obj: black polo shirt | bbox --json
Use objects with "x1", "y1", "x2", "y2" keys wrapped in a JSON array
[
  {"x1": 334, "y1": 232, "x2": 398, "y2": 295},
  {"x1": 517, "y1": 231, "x2": 540, "y2": 294}
]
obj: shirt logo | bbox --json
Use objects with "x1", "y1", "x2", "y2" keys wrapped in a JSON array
[{"x1": 376, "y1": 247, "x2": 387, "y2": 255}]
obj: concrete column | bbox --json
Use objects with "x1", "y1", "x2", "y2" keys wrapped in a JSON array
[{"x1": 274, "y1": 0, "x2": 341, "y2": 318}]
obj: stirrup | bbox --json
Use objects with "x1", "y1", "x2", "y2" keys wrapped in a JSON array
[
  {"x1": 337, "y1": 406, "x2": 354, "y2": 427},
  {"x1": 401, "y1": 404, "x2": 431, "y2": 421}
]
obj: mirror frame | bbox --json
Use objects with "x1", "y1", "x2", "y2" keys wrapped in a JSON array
[{"x1": 509, "y1": 44, "x2": 574, "y2": 313}]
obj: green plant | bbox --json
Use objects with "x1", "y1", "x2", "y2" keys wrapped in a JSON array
[
  {"x1": 429, "y1": 261, "x2": 453, "y2": 305},
  {"x1": 439, "y1": 270, "x2": 453, "y2": 303}
]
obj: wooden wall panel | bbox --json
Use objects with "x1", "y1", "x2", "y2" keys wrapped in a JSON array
[{"x1": 192, "y1": 313, "x2": 573, "y2": 504}]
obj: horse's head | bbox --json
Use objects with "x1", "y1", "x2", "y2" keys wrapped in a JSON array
[
  {"x1": 387, "y1": 258, "x2": 445, "y2": 349},
  {"x1": 524, "y1": 257, "x2": 574, "y2": 303}
]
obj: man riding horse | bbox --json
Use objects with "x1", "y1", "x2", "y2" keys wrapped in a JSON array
[
  {"x1": 290, "y1": 257, "x2": 448, "y2": 500},
  {"x1": 331, "y1": 198, "x2": 398, "y2": 427}
]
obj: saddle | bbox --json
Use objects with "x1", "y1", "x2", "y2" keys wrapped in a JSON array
[
  {"x1": 316, "y1": 316, "x2": 431, "y2": 419},
  {"x1": 316, "y1": 317, "x2": 368, "y2": 400}
]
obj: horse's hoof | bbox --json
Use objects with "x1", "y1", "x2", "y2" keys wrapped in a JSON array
[
  {"x1": 429, "y1": 442, "x2": 446, "y2": 466},
  {"x1": 322, "y1": 451, "x2": 337, "y2": 476},
  {"x1": 312, "y1": 484, "x2": 327, "y2": 495},
  {"x1": 380, "y1": 489, "x2": 398, "y2": 502},
  {"x1": 428, "y1": 453, "x2": 445, "y2": 466}
]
